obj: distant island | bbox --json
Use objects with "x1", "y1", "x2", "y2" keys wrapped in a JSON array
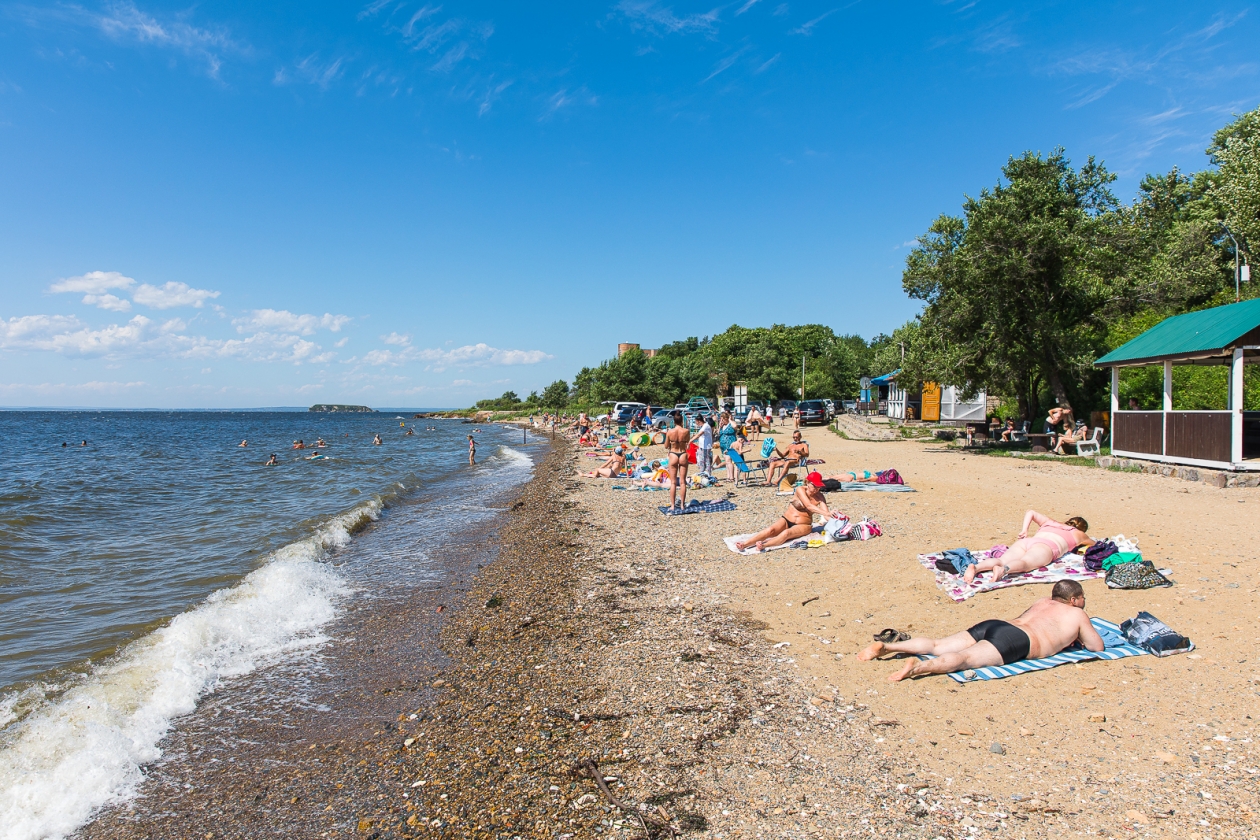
[{"x1": 308, "y1": 404, "x2": 375, "y2": 413}]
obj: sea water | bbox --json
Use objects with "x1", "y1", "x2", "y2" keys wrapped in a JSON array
[{"x1": 0, "y1": 411, "x2": 539, "y2": 840}]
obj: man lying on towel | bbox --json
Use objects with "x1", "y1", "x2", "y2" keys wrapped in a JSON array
[{"x1": 857, "y1": 581, "x2": 1102, "y2": 681}]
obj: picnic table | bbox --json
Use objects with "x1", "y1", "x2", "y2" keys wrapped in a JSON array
[{"x1": 1027, "y1": 433, "x2": 1054, "y2": 451}]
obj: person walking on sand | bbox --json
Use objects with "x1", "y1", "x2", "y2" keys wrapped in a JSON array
[
  {"x1": 857, "y1": 580, "x2": 1102, "y2": 681},
  {"x1": 691, "y1": 413, "x2": 714, "y2": 476},
  {"x1": 964, "y1": 510, "x2": 1094, "y2": 584},
  {"x1": 734, "y1": 472, "x2": 830, "y2": 552},
  {"x1": 468, "y1": 434, "x2": 477, "y2": 465},
  {"x1": 665, "y1": 410, "x2": 691, "y2": 510}
]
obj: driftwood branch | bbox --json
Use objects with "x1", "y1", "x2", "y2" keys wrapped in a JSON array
[{"x1": 575, "y1": 758, "x2": 676, "y2": 838}]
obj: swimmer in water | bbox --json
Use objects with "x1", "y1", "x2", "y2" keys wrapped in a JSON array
[
  {"x1": 238, "y1": 440, "x2": 248, "y2": 447},
  {"x1": 373, "y1": 434, "x2": 382, "y2": 445},
  {"x1": 468, "y1": 434, "x2": 476, "y2": 465},
  {"x1": 293, "y1": 440, "x2": 305, "y2": 450},
  {"x1": 405, "y1": 427, "x2": 414, "y2": 436},
  {"x1": 306, "y1": 451, "x2": 325, "y2": 460},
  {"x1": 80, "y1": 441, "x2": 87, "y2": 447},
  {"x1": 316, "y1": 438, "x2": 327, "y2": 447},
  {"x1": 265, "y1": 454, "x2": 278, "y2": 465},
  {"x1": 62, "y1": 442, "x2": 68, "y2": 447}
]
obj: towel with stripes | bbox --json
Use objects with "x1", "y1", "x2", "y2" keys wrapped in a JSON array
[
  {"x1": 837, "y1": 482, "x2": 916, "y2": 492},
  {"x1": 659, "y1": 499, "x2": 737, "y2": 516},
  {"x1": 920, "y1": 618, "x2": 1159, "y2": 683}
]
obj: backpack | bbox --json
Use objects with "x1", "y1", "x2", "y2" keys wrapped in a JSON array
[
  {"x1": 875, "y1": 469, "x2": 904, "y2": 485},
  {"x1": 1083, "y1": 539, "x2": 1118, "y2": 571}
]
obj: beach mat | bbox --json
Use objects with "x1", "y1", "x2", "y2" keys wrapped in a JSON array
[
  {"x1": 723, "y1": 525, "x2": 824, "y2": 554},
  {"x1": 660, "y1": 499, "x2": 737, "y2": 516},
  {"x1": 837, "y1": 482, "x2": 915, "y2": 492},
  {"x1": 918, "y1": 547, "x2": 1103, "y2": 602},
  {"x1": 918, "y1": 619, "x2": 1158, "y2": 683}
]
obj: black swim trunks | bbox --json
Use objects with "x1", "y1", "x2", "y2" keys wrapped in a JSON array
[{"x1": 967, "y1": 619, "x2": 1031, "y2": 665}]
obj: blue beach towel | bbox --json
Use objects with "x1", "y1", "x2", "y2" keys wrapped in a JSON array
[
  {"x1": 659, "y1": 499, "x2": 738, "y2": 516},
  {"x1": 921, "y1": 619, "x2": 1150, "y2": 683}
]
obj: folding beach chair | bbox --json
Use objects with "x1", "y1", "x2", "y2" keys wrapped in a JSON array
[{"x1": 727, "y1": 451, "x2": 768, "y2": 486}]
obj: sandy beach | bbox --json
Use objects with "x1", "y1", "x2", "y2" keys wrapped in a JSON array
[{"x1": 554, "y1": 419, "x2": 1258, "y2": 838}]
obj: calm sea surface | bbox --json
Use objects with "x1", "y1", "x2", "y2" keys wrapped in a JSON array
[{"x1": 0, "y1": 410, "x2": 540, "y2": 840}]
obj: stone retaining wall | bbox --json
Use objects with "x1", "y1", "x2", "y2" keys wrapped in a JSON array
[{"x1": 1095, "y1": 456, "x2": 1260, "y2": 488}]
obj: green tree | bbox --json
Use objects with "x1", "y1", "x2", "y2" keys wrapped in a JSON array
[
  {"x1": 903, "y1": 149, "x2": 1121, "y2": 419},
  {"x1": 540, "y1": 379, "x2": 570, "y2": 408}
]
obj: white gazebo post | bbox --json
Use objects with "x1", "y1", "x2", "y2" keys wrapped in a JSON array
[
  {"x1": 1110, "y1": 367, "x2": 1119, "y2": 414},
  {"x1": 1232, "y1": 347, "x2": 1245, "y2": 464},
  {"x1": 1163, "y1": 360, "x2": 1172, "y2": 456}
]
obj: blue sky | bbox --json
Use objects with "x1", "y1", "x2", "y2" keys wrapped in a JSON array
[{"x1": 1, "y1": 1, "x2": 1258, "y2": 408}]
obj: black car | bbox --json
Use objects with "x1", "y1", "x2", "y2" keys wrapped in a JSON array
[{"x1": 797, "y1": 400, "x2": 827, "y2": 425}]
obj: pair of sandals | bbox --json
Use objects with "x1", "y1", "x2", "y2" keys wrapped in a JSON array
[{"x1": 874, "y1": 628, "x2": 911, "y2": 643}]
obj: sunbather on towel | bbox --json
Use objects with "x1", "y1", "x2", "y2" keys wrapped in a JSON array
[
  {"x1": 766, "y1": 431, "x2": 809, "y2": 486},
  {"x1": 823, "y1": 469, "x2": 887, "y2": 483},
  {"x1": 964, "y1": 510, "x2": 1094, "y2": 584},
  {"x1": 857, "y1": 580, "x2": 1102, "y2": 681},
  {"x1": 581, "y1": 447, "x2": 626, "y2": 478},
  {"x1": 734, "y1": 472, "x2": 830, "y2": 552}
]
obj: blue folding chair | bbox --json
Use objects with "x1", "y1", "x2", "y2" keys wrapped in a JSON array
[{"x1": 727, "y1": 450, "x2": 768, "y2": 486}]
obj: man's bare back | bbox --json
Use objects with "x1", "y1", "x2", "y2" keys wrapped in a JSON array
[{"x1": 1008, "y1": 597, "x2": 1102, "y2": 659}]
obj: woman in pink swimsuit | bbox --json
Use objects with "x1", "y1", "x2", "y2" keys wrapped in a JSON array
[{"x1": 964, "y1": 510, "x2": 1094, "y2": 584}]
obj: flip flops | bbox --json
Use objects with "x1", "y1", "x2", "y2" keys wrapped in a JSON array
[{"x1": 874, "y1": 628, "x2": 911, "y2": 643}]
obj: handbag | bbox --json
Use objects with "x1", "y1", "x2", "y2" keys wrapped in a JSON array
[{"x1": 1105, "y1": 561, "x2": 1172, "y2": 590}]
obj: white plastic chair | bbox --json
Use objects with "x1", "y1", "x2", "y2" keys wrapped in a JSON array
[{"x1": 1075, "y1": 427, "x2": 1104, "y2": 457}]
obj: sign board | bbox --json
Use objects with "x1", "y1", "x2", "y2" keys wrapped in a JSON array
[{"x1": 734, "y1": 384, "x2": 747, "y2": 410}]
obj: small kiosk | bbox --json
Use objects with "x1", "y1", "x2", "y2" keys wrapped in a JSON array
[{"x1": 1094, "y1": 298, "x2": 1260, "y2": 471}]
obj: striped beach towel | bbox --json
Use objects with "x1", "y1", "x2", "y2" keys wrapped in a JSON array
[
  {"x1": 660, "y1": 499, "x2": 737, "y2": 516},
  {"x1": 923, "y1": 619, "x2": 1149, "y2": 683}
]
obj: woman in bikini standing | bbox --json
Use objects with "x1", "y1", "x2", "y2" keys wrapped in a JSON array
[
  {"x1": 964, "y1": 510, "x2": 1094, "y2": 583},
  {"x1": 735, "y1": 472, "x2": 831, "y2": 552},
  {"x1": 665, "y1": 410, "x2": 691, "y2": 510}
]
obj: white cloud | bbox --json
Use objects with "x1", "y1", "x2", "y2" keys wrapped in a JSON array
[
  {"x1": 132, "y1": 281, "x2": 220, "y2": 309},
  {"x1": 232, "y1": 309, "x2": 351, "y2": 335},
  {"x1": 49, "y1": 270, "x2": 136, "y2": 295},
  {"x1": 417, "y1": 343, "x2": 552, "y2": 367},
  {"x1": 616, "y1": 1, "x2": 721, "y2": 35},
  {"x1": 91, "y1": 1, "x2": 240, "y2": 78},
  {"x1": 381, "y1": 332, "x2": 411, "y2": 346},
  {"x1": 82, "y1": 293, "x2": 132, "y2": 312},
  {"x1": 790, "y1": 9, "x2": 837, "y2": 36},
  {"x1": 452, "y1": 379, "x2": 472, "y2": 386}
]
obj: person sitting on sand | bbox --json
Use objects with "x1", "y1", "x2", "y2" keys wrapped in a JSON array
[
  {"x1": 964, "y1": 510, "x2": 1094, "y2": 584},
  {"x1": 857, "y1": 580, "x2": 1102, "y2": 681},
  {"x1": 265, "y1": 454, "x2": 278, "y2": 466},
  {"x1": 766, "y1": 431, "x2": 809, "y2": 486},
  {"x1": 735, "y1": 472, "x2": 830, "y2": 552},
  {"x1": 581, "y1": 447, "x2": 627, "y2": 478}
]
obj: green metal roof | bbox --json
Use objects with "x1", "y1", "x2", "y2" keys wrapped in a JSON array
[{"x1": 1095, "y1": 298, "x2": 1260, "y2": 367}]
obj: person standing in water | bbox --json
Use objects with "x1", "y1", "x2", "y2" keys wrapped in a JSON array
[
  {"x1": 265, "y1": 454, "x2": 278, "y2": 466},
  {"x1": 468, "y1": 434, "x2": 477, "y2": 465},
  {"x1": 373, "y1": 434, "x2": 382, "y2": 446}
]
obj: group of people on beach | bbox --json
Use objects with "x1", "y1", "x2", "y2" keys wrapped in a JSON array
[{"x1": 553, "y1": 407, "x2": 1111, "y2": 680}]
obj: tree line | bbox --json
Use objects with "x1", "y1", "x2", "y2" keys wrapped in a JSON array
[{"x1": 477, "y1": 105, "x2": 1260, "y2": 416}]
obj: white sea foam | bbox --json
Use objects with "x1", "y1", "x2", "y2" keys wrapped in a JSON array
[
  {"x1": 0, "y1": 500, "x2": 378, "y2": 840},
  {"x1": 496, "y1": 445, "x2": 533, "y2": 469}
]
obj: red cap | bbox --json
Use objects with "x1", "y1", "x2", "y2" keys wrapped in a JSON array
[{"x1": 805, "y1": 471, "x2": 824, "y2": 487}]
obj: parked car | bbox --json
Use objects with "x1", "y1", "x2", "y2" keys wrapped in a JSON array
[
  {"x1": 841, "y1": 399, "x2": 857, "y2": 414},
  {"x1": 822, "y1": 399, "x2": 836, "y2": 420},
  {"x1": 612, "y1": 403, "x2": 646, "y2": 423},
  {"x1": 651, "y1": 408, "x2": 675, "y2": 429},
  {"x1": 777, "y1": 400, "x2": 797, "y2": 417},
  {"x1": 797, "y1": 400, "x2": 827, "y2": 425}
]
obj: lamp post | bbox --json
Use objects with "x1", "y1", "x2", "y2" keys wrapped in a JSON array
[{"x1": 1220, "y1": 222, "x2": 1249, "y2": 302}]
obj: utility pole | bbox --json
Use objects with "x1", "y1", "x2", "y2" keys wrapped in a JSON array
[
  {"x1": 1221, "y1": 222, "x2": 1249, "y2": 302},
  {"x1": 800, "y1": 355, "x2": 806, "y2": 400}
]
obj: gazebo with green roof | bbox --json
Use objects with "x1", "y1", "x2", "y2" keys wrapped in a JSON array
[{"x1": 1094, "y1": 297, "x2": 1260, "y2": 470}]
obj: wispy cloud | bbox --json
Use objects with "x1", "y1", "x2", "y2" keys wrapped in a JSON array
[
  {"x1": 358, "y1": 340, "x2": 552, "y2": 369},
  {"x1": 735, "y1": 0, "x2": 761, "y2": 14},
  {"x1": 790, "y1": 8, "x2": 836, "y2": 36},
  {"x1": 21, "y1": 1, "x2": 245, "y2": 79},
  {"x1": 478, "y1": 78, "x2": 513, "y2": 115},
  {"x1": 702, "y1": 48, "x2": 748, "y2": 83},
  {"x1": 131, "y1": 281, "x2": 219, "y2": 309},
  {"x1": 276, "y1": 54, "x2": 347, "y2": 89},
  {"x1": 542, "y1": 86, "x2": 597, "y2": 118},
  {"x1": 755, "y1": 53, "x2": 780, "y2": 73},
  {"x1": 614, "y1": 1, "x2": 721, "y2": 36},
  {"x1": 48, "y1": 272, "x2": 219, "y2": 310},
  {"x1": 232, "y1": 310, "x2": 352, "y2": 335}
]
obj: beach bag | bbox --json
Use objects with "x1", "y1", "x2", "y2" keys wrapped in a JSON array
[
  {"x1": 849, "y1": 518, "x2": 881, "y2": 541},
  {"x1": 1083, "y1": 539, "x2": 1118, "y2": 571},
  {"x1": 875, "y1": 469, "x2": 904, "y2": 485},
  {"x1": 1120, "y1": 611, "x2": 1192, "y2": 656},
  {"x1": 822, "y1": 514, "x2": 852, "y2": 543},
  {"x1": 1105, "y1": 561, "x2": 1172, "y2": 590}
]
